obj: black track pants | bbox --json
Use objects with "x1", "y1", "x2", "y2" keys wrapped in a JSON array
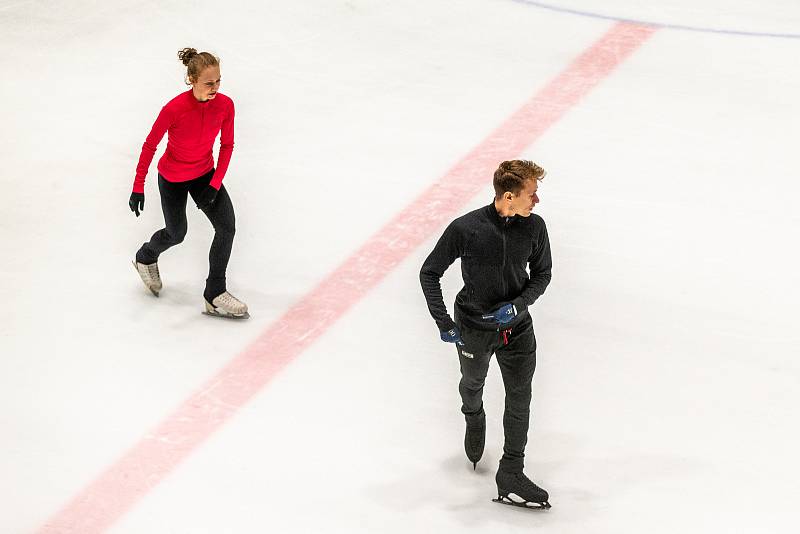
[
  {"x1": 456, "y1": 315, "x2": 537, "y2": 472},
  {"x1": 135, "y1": 169, "x2": 236, "y2": 302}
]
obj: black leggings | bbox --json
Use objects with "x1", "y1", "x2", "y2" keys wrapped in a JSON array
[
  {"x1": 456, "y1": 315, "x2": 537, "y2": 473},
  {"x1": 135, "y1": 169, "x2": 235, "y2": 302}
]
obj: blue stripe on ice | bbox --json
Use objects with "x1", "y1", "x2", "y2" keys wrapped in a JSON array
[{"x1": 509, "y1": 0, "x2": 800, "y2": 39}]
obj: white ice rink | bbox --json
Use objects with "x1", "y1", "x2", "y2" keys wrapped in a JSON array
[{"x1": 2, "y1": 1, "x2": 799, "y2": 532}]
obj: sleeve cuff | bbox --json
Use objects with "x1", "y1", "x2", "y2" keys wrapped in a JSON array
[{"x1": 437, "y1": 317, "x2": 457, "y2": 332}]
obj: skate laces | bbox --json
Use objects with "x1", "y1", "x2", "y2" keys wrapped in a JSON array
[
  {"x1": 146, "y1": 263, "x2": 160, "y2": 281},
  {"x1": 214, "y1": 292, "x2": 246, "y2": 312},
  {"x1": 513, "y1": 472, "x2": 542, "y2": 492}
]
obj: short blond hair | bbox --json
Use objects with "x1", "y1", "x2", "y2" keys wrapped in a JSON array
[{"x1": 493, "y1": 160, "x2": 545, "y2": 198}]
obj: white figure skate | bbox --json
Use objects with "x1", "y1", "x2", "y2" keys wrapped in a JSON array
[
  {"x1": 204, "y1": 291, "x2": 249, "y2": 319},
  {"x1": 132, "y1": 260, "x2": 162, "y2": 297}
]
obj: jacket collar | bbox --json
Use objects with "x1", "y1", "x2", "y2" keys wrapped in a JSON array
[{"x1": 486, "y1": 202, "x2": 520, "y2": 228}]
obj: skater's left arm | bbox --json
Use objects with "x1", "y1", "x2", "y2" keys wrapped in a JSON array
[
  {"x1": 209, "y1": 99, "x2": 235, "y2": 190},
  {"x1": 511, "y1": 217, "x2": 552, "y2": 312}
]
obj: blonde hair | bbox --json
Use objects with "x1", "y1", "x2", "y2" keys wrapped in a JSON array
[
  {"x1": 177, "y1": 47, "x2": 220, "y2": 84},
  {"x1": 493, "y1": 160, "x2": 546, "y2": 198}
]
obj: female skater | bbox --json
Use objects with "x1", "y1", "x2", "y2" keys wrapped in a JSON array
[{"x1": 129, "y1": 47, "x2": 248, "y2": 319}]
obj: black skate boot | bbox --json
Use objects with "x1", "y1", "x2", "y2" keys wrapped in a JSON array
[
  {"x1": 493, "y1": 469, "x2": 551, "y2": 510},
  {"x1": 464, "y1": 409, "x2": 486, "y2": 470}
]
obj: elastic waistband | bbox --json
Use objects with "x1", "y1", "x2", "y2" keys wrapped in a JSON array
[{"x1": 158, "y1": 167, "x2": 215, "y2": 184}]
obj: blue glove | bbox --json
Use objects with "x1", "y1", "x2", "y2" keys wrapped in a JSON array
[
  {"x1": 440, "y1": 327, "x2": 465, "y2": 346},
  {"x1": 482, "y1": 303, "x2": 517, "y2": 325}
]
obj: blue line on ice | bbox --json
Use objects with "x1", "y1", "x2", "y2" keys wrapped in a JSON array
[{"x1": 510, "y1": 0, "x2": 800, "y2": 39}]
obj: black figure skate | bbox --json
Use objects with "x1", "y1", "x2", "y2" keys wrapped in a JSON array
[
  {"x1": 493, "y1": 469, "x2": 551, "y2": 510},
  {"x1": 464, "y1": 410, "x2": 485, "y2": 470}
]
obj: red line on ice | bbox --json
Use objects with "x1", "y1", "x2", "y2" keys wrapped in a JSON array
[{"x1": 38, "y1": 21, "x2": 656, "y2": 533}]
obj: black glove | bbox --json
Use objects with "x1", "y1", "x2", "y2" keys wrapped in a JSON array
[
  {"x1": 129, "y1": 192, "x2": 144, "y2": 217},
  {"x1": 196, "y1": 186, "x2": 218, "y2": 210}
]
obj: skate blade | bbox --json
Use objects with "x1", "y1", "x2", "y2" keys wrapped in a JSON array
[
  {"x1": 493, "y1": 494, "x2": 551, "y2": 510},
  {"x1": 203, "y1": 302, "x2": 250, "y2": 320},
  {"x1": 203, "y1": 310, "x2": 250, "y2": 320},
  {"x1": 131, "y1": 260, "x2": 159, "y2": 297}
]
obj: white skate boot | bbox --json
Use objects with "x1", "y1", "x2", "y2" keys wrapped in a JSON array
[
  {"x1": 132, "y1": 260, "x2": 162, "y2": 296},
  {"x1": 204, "y1": 291, "x2": 249, "y2": 319}
]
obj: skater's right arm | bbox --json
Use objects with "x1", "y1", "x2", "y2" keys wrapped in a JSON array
[
  {"x1": 132, "y1": 105, "x2": 174, "y2": 194},
  {"x1": 420, "y1": 220, "x2": 464, "y2": 333}
]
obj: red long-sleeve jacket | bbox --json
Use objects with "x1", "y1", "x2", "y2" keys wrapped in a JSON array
[{"x1": 133, "y1": 90, "x2": 235, "y2": 193}]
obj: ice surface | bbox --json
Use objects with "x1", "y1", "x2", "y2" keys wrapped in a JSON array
[{"x1": 1, "y1": 1, "x2": 798, "y2": 533}]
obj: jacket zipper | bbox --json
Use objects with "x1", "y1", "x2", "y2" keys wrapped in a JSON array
[
  {"x1": 199, "y1": 104, "x2": 205, "y2": 142},
  {"x1": 501, "y1": 226, "x2": 507, "y2": 299}
]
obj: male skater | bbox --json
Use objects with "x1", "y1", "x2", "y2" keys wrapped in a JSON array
[{"x1": 420, "y1": 160, "x2": 552, "y2": 509}]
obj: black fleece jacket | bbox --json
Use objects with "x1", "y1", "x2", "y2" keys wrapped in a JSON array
[{"x1": 420, "y1": 203, "x2": 552, "y2": 332}]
